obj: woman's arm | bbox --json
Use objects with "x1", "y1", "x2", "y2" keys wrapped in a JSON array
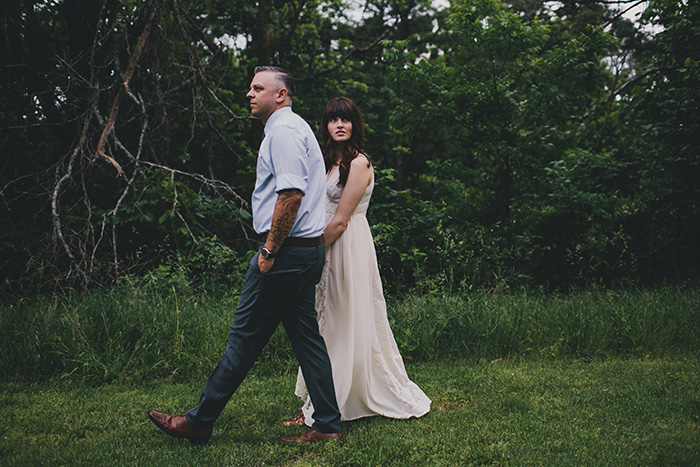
[{"x1": 325, "y1": 155, "x2": 372, "y2": 247}]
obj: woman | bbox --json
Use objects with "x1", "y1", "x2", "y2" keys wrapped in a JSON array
[{"x1": 286, "y1": 97, "x2": 430, "y2": 427}]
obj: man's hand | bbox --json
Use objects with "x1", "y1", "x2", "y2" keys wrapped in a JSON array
[{"x1": 258, "y1": 255, "x2": 275, "y2": 274}]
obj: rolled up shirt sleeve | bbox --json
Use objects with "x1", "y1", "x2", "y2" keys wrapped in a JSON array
[{"x1": 269, "y1": 125, "x2": 309, "y2": 195}]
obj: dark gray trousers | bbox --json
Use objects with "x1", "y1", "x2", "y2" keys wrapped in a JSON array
[{"x1": 185, "y1": 243, "x2": 341, "y2": 434}]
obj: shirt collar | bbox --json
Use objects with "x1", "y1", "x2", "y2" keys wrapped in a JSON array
[{"x1": 264, "y1": 106, "x2": 292, "y2": 135}]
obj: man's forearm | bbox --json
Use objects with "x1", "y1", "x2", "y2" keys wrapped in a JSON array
[{"x1": 265, "y1": 189, "x2": 303, "y2": 254}]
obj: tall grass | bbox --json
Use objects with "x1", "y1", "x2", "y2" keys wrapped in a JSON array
[
  {"x1": 0, "y1": 282, "x2": 296, "y2": 384},
  {"x1": 389, "y1": 286, "x2": 700, "y2": 360},
  {"x1": 1, "y1": 285, "x2": 698, "y2": 383}
]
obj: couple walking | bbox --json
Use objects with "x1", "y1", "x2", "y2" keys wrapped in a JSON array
[{"x1": 148, "y1": 66, "x2": 430, "y2": 444}]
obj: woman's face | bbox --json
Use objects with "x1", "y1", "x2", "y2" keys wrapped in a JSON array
[{"x1": 327, "y1": 117, "x2": 352, "y2": 143}]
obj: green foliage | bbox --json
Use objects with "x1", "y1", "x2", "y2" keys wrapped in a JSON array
[
  {"x1": 378, "y1": 0, "x2": 698, "y2": 290},
  {"x1": 369, "y1": 168, "x2": 446, "y2": 294},
  {"x1": 520, "y1": 149, "x2": 635, "y2": 285},
  {"x1": 136, "y1": 236, "x2": 253, "y2": 296},
  {"x1": 1, "y1": 0, "x2": 698, "y2": 295},
  {"x1": 609, "y1": 0, "x2": 700, "y2": 282}
]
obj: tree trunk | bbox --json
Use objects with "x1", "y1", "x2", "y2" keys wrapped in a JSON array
[{"x1": 256, "y1": 0, "x2": 272, "y2": 64}]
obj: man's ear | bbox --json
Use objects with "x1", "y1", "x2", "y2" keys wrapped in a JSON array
[{"x1": 276, "y1": 88, "x2": 288, "y2": 103}]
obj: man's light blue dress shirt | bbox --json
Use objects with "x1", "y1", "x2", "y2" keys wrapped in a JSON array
[{"x1": 252, "y1": 106, "x2": 326, "y2": 238}]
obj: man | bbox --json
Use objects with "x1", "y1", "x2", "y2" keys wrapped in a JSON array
[{"x1": 147, "y1": 66, "x2": 342, "y2": 444}]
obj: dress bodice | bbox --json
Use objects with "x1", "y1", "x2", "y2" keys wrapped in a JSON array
[{"x1": 325, "y1": 161, "x2": 374, "y2": 223}]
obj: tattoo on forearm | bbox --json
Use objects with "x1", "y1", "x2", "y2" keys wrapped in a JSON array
[{"x1": 266, "y1": 189, "x2": 302, "y2": 252}]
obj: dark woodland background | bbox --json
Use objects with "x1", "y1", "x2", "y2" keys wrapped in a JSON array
[{"x1": 1, "y1": 0, "x2": 698, "y2": 298}]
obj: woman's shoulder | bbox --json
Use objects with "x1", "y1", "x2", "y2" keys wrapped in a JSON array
[
  {"x1": 352, "y1": 153, "x2": 371, "y2": 168},
  {"x1": 348, "y1": 153, "x2": 372, "y2": 186}
]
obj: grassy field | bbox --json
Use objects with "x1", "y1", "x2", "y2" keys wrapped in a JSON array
[
  {"x1": 2, "y1": 356, "x2": 699, "y2": 466},
  {"x1": 2, "y1": 285, "x2": 698, "y2": 383},
  {"x1": 2, "y1": 286, "x2": 699, "y2": 464}
]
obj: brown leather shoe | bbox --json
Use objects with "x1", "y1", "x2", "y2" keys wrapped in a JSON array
[
  {"x1": 282, "y1": 411, "x2": 305, "y2": 427},
  {"x1": 147, "y1": 410, "x2": 213, "y2": 445},
  {"x1": 279, "y1": 429, "x2": 343, "y2": 443}
]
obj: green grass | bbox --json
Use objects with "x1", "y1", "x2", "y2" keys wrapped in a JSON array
[
  {"x1": 2, "y1": 286, "x2": 699, "y2": 383},
  {"x1": 389, "y1": 286, "x2": 700, "y2": 360},
  {"x1": 2, "y1": 356, "x2": 699, "y2": 466},
  {"x1": 1, "y1": 286, "x2": 699, "y2": 464}
]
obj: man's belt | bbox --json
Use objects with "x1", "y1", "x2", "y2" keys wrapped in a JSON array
[{"x1": 259, "y1": 232, "x2": 325, "y2": 247}]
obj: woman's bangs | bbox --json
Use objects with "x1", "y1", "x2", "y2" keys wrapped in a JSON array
[{"x1": 325, "y1": 99, "x2": 354, "y2": 122}]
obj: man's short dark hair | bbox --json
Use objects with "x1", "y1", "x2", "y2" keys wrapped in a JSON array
[{"x1": 254, "y1": 66, "x2": 295, "y2": 97}]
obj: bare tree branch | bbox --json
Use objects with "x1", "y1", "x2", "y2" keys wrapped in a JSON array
[
  {"x1": 275, "y1": 0, "x2": 308, "y2": 59},
  {"x1": 579, "y1": 65, "x2": 674, "y2": 120},
  {"x1": 52, "y1": 113, "x2": 91, "y2": 264},
  {"x1": 604, "y1": 0, "x2": 647, "y2": 26},
  {"x1": 95, "y1": 1, "x2": 158, "y2": 177},
  {"x1": 5, "y1": 0, "x2": 264, "y2": 292},
  {"x1": 297, "y1": 29, "x2": 392, "y2": 83},
  {"x1": 612, "y1": 66, "x2": 673, "y2": 96},
  {"x1": 138, "y1": 161, "x2": 249, "y2": 207}
]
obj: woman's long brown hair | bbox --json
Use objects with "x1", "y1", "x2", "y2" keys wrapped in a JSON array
[{"x1": 321, "y1": 97, "x2": 369, "y2": 186}]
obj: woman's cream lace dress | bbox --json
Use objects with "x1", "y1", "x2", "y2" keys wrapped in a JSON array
[{"x1": 295, "y1": 161, "x2": 431, "y2": 425}]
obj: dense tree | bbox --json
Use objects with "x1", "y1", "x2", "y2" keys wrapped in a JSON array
[
  {"x1": 0, "y1": 0, "x2": 697, "y2": 296},
  {"x1": 609, "y1": 0, "x2": 700, "y2": 281},
  {"x1": 0, "y1": 0, "x2": 423, "y2": 294},
  {"x1": 379, "y1": 0, "x2": 698, "y2": 290}
]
